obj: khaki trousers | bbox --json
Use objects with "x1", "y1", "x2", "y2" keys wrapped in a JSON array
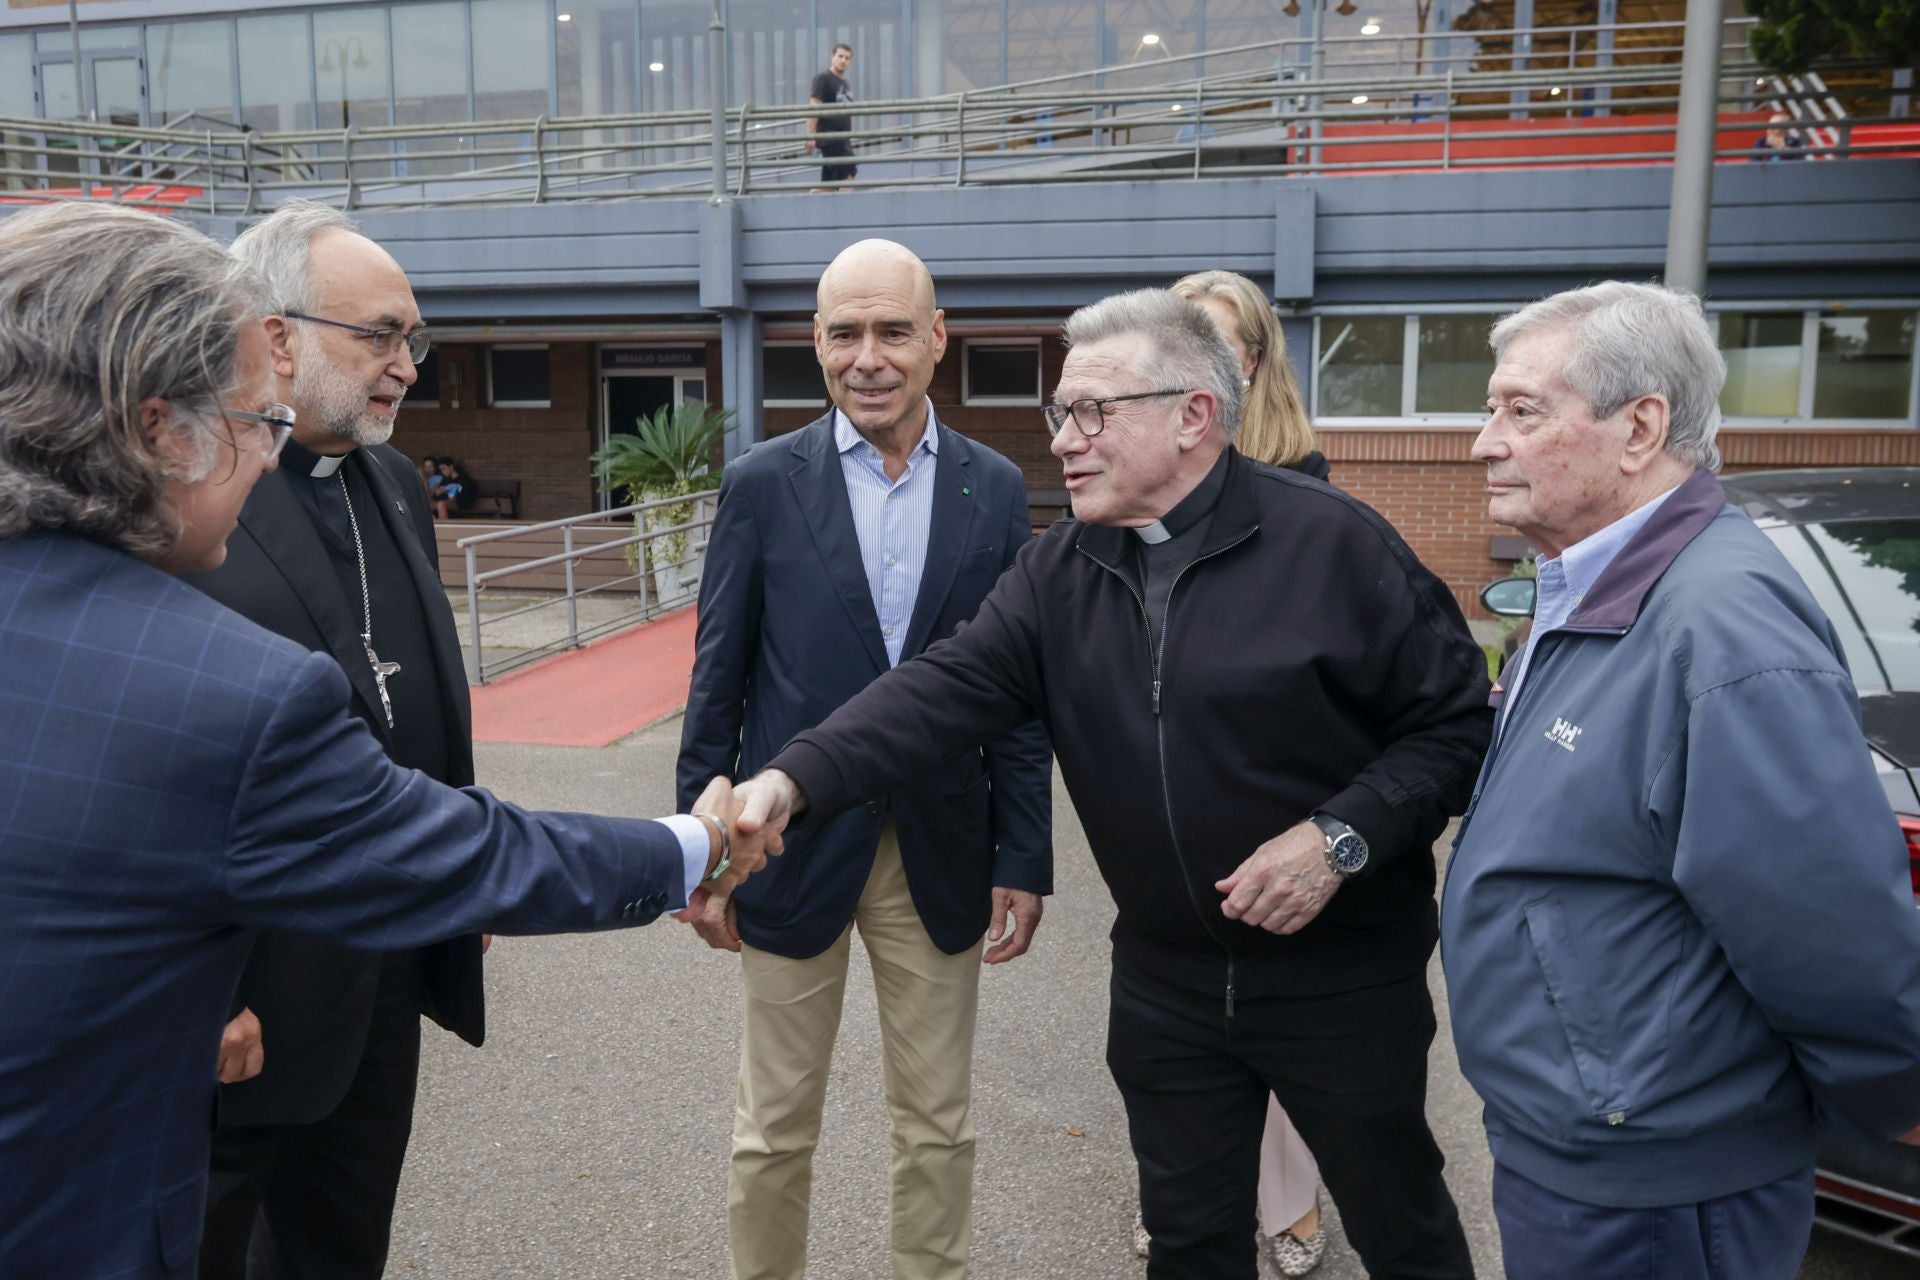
[{"x1": 729, "y1": 824, "x2": 983, "y2": 1280}]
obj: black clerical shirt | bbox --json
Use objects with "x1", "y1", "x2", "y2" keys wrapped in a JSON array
[{"x1": 280, "y1": 438, "x2": 451, "y2": 782}]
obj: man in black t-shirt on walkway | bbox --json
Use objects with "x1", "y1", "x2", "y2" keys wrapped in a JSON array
[{"x1": 808, "y1": 42, "x2": 856, "y2": 191}]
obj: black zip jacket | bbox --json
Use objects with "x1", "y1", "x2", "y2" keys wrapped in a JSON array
[{"x1": 770, "y1": 448, "x2": 1492, "y2": 999}]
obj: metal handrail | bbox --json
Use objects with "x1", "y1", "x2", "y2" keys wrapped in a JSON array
[
  {"x1": 0, "y1": 24, "x2": 1900, "y2": 211},
  {"x1": 455, "y1": 491, "x2": 716, "y2": 683}
]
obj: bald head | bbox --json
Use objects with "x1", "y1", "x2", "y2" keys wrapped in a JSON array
[
  {"x1": 813, "y1": 239, "x2": 946, "y2": 447},
  {"x1": 817, "y1": 239, "x2": 937, "y2": 318}
]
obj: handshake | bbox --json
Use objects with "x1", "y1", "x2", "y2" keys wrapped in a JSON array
[{"x1": 678, "y1": 769, "x2": 806, "y2": 951}]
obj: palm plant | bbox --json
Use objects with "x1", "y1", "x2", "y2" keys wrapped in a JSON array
[{"x1": 590, "y1": 400, "x2": 733, "y2": 578}]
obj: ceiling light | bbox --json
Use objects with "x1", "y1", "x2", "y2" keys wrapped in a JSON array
[
  {"x1": 649, "y1": 60, "x2": 665, "y2": 72},
  {"x1": 1351, "y1": 94, "x2": 1369, "y2": 104},
  {"x1": 1549, "y1": 86, "x2": 1562, "y2": 96},
  {"x1": 1171, "y1": 103, "x2": 1184, "y2": 111},
  {"x1": 1142, "y1": 32, "x2": 1160, "y2": 45},
  {"x1": 557, "y1": 11, "x2": 570, "y2": 19},
  {"x1": 1361, "y1": 18, "x2": 1381, "y2": 34}
]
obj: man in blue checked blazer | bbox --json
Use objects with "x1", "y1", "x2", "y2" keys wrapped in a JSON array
[
  {"x1": 0, "y1": 205, "x2": 763, "y2": 1280},
  {"x1": 675, "y1": 239, "x2": 1051, "y2": 1280}
]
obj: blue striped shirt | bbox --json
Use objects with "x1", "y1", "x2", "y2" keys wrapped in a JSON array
[{"x1": 835, "y1": 404, "x2": 939, "y2": 667}]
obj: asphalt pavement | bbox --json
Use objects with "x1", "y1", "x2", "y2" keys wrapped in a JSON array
[{"x1": 384, "y1": 717, "x2": 1916, "y2": 1278}]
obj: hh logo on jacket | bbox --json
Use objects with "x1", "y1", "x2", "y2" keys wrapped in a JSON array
[{"x1": 1545, "y1": 717, "x2": 1584, "y2": 752}]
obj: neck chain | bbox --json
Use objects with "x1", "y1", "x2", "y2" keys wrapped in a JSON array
[{"x1": 338, "y1": 470, "x2": 400, "y2": 729}]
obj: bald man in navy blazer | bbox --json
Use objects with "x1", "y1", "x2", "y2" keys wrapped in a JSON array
[{"x1": 676, "y1": 239, "x2": 1051, "y2": 1280}]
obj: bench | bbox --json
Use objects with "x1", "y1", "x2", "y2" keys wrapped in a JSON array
[{"x1": 468, "y1": 478, "x2": 521, "y2": 520}]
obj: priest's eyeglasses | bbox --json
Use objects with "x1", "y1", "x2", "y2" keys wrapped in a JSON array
[
  {"x1": 284, "y1": 311, "x2": 432, "y2": 364},
  {"x1": 222, "y1": 404, "x2": 297, "y2": 461},
  {"x1": 1043, "y1": 389, "x2": 1192, "y2": 438}
]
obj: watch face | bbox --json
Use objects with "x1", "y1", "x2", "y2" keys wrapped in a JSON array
[{"x1": 1329, "y1": 832, "x2": 1368, "y2": 874}]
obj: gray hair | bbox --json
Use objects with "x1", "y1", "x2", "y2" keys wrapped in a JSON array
[
  {"x1": 0, "y1": 204, "x2": 268, "y2": 560},
  {"x1": 1064, "y1": 289, "x2": 1244, "y2": 441},
  {"x1": 230, "y1": 199, "x2": 358, "y2": 315},
  {"x1": 1490, "y1": 281, "x2": 1725, "y2": 472}
]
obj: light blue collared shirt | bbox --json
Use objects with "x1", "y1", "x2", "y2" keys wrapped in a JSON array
[
  {"x1": 835, "y1": 402, "x2": 939, "y2": 668},
  {"x1": 1500, "y1": 484, "x2": 1681, "y2": 736}
]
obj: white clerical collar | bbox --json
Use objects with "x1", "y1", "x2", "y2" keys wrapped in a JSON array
[
  {"x1": 1132, "y1": 521, "x2": 1172, "y2": 545},
  {"x1": 307, "y1": 453, "x2": 346, "y2": 478}
]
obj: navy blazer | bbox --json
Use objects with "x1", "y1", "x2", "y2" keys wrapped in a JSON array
[
  {"x1": 677, "y1": 412, "x2": 1051, "y2": 958},
  {"x1": 0, "y1": 532, "x2": 688, "y2": 1279},
  {"x1": 179, "y1": 443, "x2": 485, "y2": 1129}
]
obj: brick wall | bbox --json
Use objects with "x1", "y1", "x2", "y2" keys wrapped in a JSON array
[
  {"x1": 417, "y1": 334, "x2": 1920, "y2": 616},
  {"x1": 391, "y1": 342, "x2": 598, "y2": 520}
]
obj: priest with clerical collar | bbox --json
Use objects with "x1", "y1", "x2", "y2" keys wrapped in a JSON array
[{"x1": 179, "y1": 201, "x2": 507, "y2": 1280}]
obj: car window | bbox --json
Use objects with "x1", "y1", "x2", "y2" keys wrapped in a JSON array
[{"x1": 1769, "y1": 520, "x2": 1920, "y2": 693}]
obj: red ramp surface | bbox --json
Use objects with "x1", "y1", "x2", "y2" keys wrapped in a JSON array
[{"x1": 469, "y1": 607, "x2": 698, "y2": 747}]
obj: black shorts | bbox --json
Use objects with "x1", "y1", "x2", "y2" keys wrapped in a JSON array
[{"x1": 817, "y1": 140, "x2": 857, "y2": 183}]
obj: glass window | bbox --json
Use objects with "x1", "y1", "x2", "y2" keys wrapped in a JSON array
[
  {"x1": 641, "y1": 0, "x2": 711, "y2": 112},
  {"x1": 1716, "y1": 311, "x2": 1802, "y2": 418},
  {"x1": 1814, "y1": 311, "x2": 1915, "y2": 420},
  {"x1": 472, "y1": 0, "x2": 550, "y2": 121},
  {"x1": 730, "y1": 0, "x2": 810, "y2": 111},
  {"x1": 764, "y1": 343, "x2": 827, "y2": 405},
  {"x1": 1414, "y1": 313, "x2": 1496, "y2": 414},
  {"x1": 489, "y1": 346, "x2": 551, "y2": 407},
  {"x1": 1, "y1": 35, "x2": 34, "y2": 120},
  {"x1": 1005, "y1": 0, "x2": 1096, "y2": 89},
  {"x1": 409, "y1": 349, "x2": 442, "y2": 406},
  {"x1": 557, "y1": 0, "x2": 638, "y2": 116},
  {"x1": 37, "y1": 28, "x2": 139, "y2": 54},
  {"x1": 1317, "y1": 315, "x2": 1404, "y2": 417},
  {"x1": 913, "y1": 0, "x2": 999, "y2": 93},
  {"x1": 1101, "y1": 0, "x2": 1201, "y2": 84},
  {"x1": 147, "y1": 21, "x2": 235, "y2": 125},
  {"x1": 1772, "y1": 520, "x2": 1920, "y2": 692},
  {"x1": 393, "y1": 2, "x2": 471, "y2": 175},
  {"x1": 238, "y1": 14, "x2": 314, "y2": 134},
  {"x1": 313, "y1": 8, "x2": 392, "y2": 130},
  {"x1": 963, "y1": 341, "x2": 1042, "y2": 405}
]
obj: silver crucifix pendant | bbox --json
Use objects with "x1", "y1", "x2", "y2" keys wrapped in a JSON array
[{"x1": 361, "y1": 632, "x2": 400, "y2": 729}]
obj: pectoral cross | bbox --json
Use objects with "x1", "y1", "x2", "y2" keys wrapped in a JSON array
[{"x1": 362, "y1": 632, "x2": 401, "y2": 730}]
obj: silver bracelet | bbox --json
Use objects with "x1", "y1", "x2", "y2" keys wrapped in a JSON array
[{"x1": 691, "y1": 811, "x2": 732, "y2": 882}]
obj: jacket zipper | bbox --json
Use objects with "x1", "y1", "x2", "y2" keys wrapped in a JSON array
[{"x1": 1082, "y1": 526, "x2": 1258, "y2": 1024}]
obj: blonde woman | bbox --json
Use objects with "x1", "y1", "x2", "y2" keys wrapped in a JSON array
[{"x1": 1118, "y1": 269, "x2": 1327, "y2": 1277}]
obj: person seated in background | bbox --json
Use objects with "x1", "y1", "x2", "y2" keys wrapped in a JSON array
[
  {"x1": 419, "y1": 453, "x2": 440, "y2": 495},
  {"x1": 432, "y1": 457, "x2": 474, "y2": 519},
  {"x1": 1753, "y1": 112, "x2": 1805, "y2": 160}
]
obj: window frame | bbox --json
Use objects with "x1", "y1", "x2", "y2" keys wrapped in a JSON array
[
  {"x1": 1308, "y1": 304, "x2": 1920, "y2": 429},
  {"x1": 762, "y1": 339, "x2": 829, "y2": 409},
  {"x1": 485, "y1": 342, "x2": 552, "y2": 409},
  {"x1": 960, "y1": 337, "x2": 1043, "y2": 407}
]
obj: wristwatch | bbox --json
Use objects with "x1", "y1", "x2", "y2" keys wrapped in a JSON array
[{"x1": 1310, "y1": 813, "x2": 1368, "y2": 877}]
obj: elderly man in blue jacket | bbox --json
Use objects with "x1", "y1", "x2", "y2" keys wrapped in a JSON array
[{"x1": 1444, "y1": 281, "x2": 1920, "y2": 1279}]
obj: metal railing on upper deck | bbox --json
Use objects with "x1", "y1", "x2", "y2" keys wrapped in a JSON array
[{"x1": 0, "y1": 17, "x2": 1909, "y2": 213}]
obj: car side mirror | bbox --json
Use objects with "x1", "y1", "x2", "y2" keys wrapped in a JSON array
[{"x1": 1480, "y1": 576, "x2": 1537, "y2": 618}]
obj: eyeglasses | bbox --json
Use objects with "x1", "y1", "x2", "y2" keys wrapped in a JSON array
[
  {"x1": 284, "y1": 311, "x2": 432, "y2": 364},
  {"x1": 1043, "y1": 389, "x2": 1192, "y2": 438},
  {"x1": 221, "y1": 404, "x2": 297, "y2": 461}
]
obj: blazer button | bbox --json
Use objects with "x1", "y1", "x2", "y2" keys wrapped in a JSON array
[{"x1": 865, "y1": 800, "x2": 881, "y2": 815}]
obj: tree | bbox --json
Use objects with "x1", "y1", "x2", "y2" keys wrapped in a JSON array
[{"x1": 1746, "y1": 0, "x2": 1920, "y2": 75}]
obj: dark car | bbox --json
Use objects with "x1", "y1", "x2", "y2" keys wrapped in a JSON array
[{"x1": 1482, "y1": 466, "x2": 1920, "y2": 1256}]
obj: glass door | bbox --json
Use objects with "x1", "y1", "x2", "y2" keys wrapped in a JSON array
[{"x1": 34, "y1": 51, "x2": 145, "y2": 181}]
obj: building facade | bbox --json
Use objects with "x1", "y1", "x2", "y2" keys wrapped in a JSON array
[{"x1": 5, "y1": 0, "x2": 1915, "y2": 615}]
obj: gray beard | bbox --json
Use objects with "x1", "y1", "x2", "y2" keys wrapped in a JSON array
[{"x1": 294, "y1": 356, "x2": 398, "y2": 448}]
